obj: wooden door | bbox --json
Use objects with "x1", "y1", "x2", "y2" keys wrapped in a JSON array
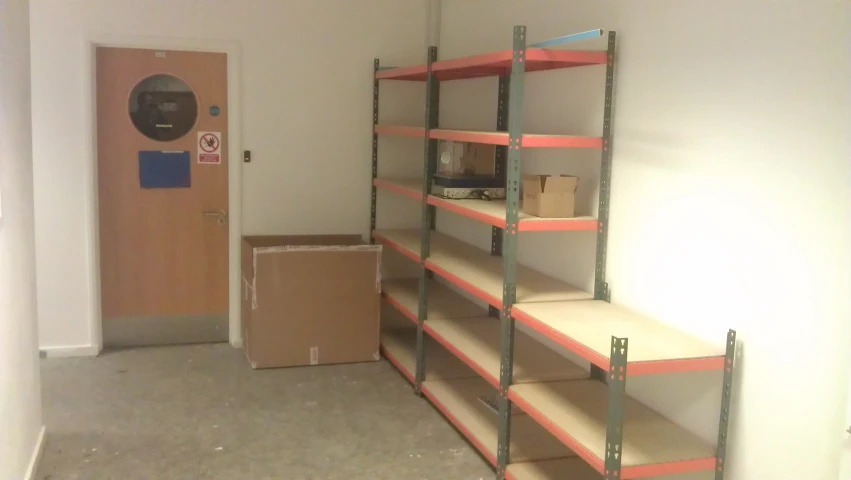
[{"x1": 96, "y1": 47, "x2": 228, "y2": 346}]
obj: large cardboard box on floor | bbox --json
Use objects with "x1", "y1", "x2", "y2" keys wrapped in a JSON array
[
  {"x1": 522, "y1": 174, "x2": 578, "y2": 218},
  {"x1": 241, "y1": 235, "x2": 382, "y2": 369}
]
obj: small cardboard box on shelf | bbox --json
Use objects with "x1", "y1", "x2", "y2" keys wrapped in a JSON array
[
  {"x1": 438, "y1": 141, "x2": 496, "y2": 177},
  {"x1": 522, "y1": 174, "x2": 578, "y2": 218},
  {"x1": 241, "y1": 235, "x2": 382, "y2": 369}
]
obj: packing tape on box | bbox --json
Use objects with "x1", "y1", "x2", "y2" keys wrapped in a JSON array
[
  {"x1": 376, "y1": 253, "x2": 382, "y2": 293},
  {"x1": 255, "y1": 244, "x2": 383, "y2": 254},
  {"x1": 251, "y1": 250, "x2": 259, "y2": 310},
  {"x1": 251, "y1": 244, "x2": 383, "y2": 309},
  {"x1": 242, "y1": 276, "x2": 257, "y2": 310}
]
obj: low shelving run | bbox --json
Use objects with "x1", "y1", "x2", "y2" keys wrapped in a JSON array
[
  {"x1": 379, "y1": 325, "x2": 596, "y2": 473},
  {"x1": 378, "y1": 233, "x2": 727, "y2": 478}
]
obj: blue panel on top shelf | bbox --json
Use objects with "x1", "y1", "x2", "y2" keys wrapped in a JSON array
[{"x1": 528, "y1": 29, "x2": 603, "y2": 48}]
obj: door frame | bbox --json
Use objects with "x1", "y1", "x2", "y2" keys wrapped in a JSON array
[{"x1": 84, "y1": 33, "x2": 244, "y2": 352}]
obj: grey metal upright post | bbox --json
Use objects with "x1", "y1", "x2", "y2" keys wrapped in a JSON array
[
  {"x1": 370, "y1": 59, "x2": 379, "y2": 241},
  {"x1": 604, "y1": 337, "x2": 628, "y2": 480},
  {"x1": 489, "y1": 75, "x2": 509, "y2": 319},
  {"x1": 594, "y1": 31, "x2": 617, "y2": 303},
  {"x1": 715, "y1": 329, "x2": 737, "y2": 479},
  {"x1": 590, "y1": 31, "x2": 617, "y2": 382},
  {"x1": 496, "y1": 26, "x2": 526, "y2": 480},
  {"x1": 415, "y1": 46, "x2": 439, "y2": 394}
]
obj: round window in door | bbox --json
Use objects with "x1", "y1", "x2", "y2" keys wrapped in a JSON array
[{"x1": 128, "y1": 74, "x2": 198, "y2": 142}]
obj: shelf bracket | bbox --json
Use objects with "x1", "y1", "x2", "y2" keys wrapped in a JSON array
[
  {"x1": 604, "y1": 336, "x2": 628, "y2": 480},
  {"x1": 594, "y1": 31, "x2": 617, "y2": 301},
  {"x1": 496, "y1": 25, "x2": 527, "y2": 480},
  {"x1": 415, "y1": 46, "x2": 440, "y2": 395},
  {"x1": 715, "y1": 329, "x2": 737, "y2": 479},
  {"x1": 369, "y1": 58, "x2": 379, "y2": 241}
]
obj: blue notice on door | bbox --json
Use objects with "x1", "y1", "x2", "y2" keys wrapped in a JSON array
[{"x1": 138, "y1": 151, "x2": 191, "y2": 188}]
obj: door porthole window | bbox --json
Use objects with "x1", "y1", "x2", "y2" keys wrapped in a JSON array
[{"x1": 128, "y1": 74, "x2": 198, "y2": 142}]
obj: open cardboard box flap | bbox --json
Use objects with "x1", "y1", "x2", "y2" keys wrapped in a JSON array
[
  {"x1": 523, "y1": 174, "x2": 578, "y2": 194},
  {"x1": 522, "y1": 174, "x2": 578, "y2": 218}
]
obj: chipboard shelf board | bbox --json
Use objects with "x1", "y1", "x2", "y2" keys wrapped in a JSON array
[
  {"x1": 372, "y1": 178, "x2": 597, "y2": 232},
  {"x1": 375, "y1": 48, "x2": 608, "y2": 82},
  {"x1": 511, "y1": 300, "x2": 725, "y2": 375},
  {"x1": 373, "y1": 177, "x2": 597, "y2": 231},
  {"x1": 373, "y1": 126, "x2": 602, "y2": 149},
  {"x1": 372, "y1": 229, "x2": 592, "y2": 307},
  {"x1": 428, "y1": 195, "x2": 598, "y2": 232},
  {"x1": 380, "y1": 328, "x2": 476, "y2": 383},
  {"x1": 509, "y1": 380, "x2": 716, "y2": 478},
  {"x1": 372, "y1": 178, "x2": 423, "y2": 201},
  {"x1": 383, "y1": 278, "x2": 487, "y2": 324},
  {"x1": 383, "y1": 279, "x2": 588, "y2": 390},
  {"x1": 373, "y1": 125, "x2": 425, "y2": 137},
  {"x1": 425, "y1": 317, "x2": 588, "y2": 389},
  {"x1": 372, "y1": 229, "x2": 421, "y2": 264},
  {"x1": 421, "y1": 376, "x2": 577, "y2": 465},
  {"x1": 506, "y1": 459, "x2": 715, "y2": 480},
  {"x1": 430, "y1": 129, "x2": 603, "y2": 149},
  {"x1": 381, "y1": 329, "x2": 583, "y2": 469},
  {"x1": 506, "y1": 458, "x2": 601, "y2": 480}
]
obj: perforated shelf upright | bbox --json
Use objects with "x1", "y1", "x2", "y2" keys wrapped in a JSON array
[{"x1": 371, "y1": 26, "x2": 737, "y2": 480}]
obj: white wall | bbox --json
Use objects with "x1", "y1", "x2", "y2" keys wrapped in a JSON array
[
  {"x1": 30, "y1": 0, "x2": 427, "y2": 350},
  {"x1": 0, "y1": 0, "x2": 45, "y2": 478},
  {"x1": 843, "y1": 374, "x2": 851, "y2": 478},
  {"x1": 439, "y1": 1, "x2": 851, "y2": 479}
]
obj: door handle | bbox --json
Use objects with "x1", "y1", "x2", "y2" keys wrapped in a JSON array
[{"x1": 203, "y1": 209, "x2": 228, "y2": 225}]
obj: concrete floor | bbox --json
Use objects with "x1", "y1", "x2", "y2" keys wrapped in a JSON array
[{"x1": 37, "y1": 344, "x2": 493, "y2": 480}]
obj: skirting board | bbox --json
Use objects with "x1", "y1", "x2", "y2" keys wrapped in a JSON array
[
  {"x1": 24, "y1": 426, "x2": 46, "y2": 480},
  {"x1": 40, "y1": 344, "x2": 100, "y2": 358}
]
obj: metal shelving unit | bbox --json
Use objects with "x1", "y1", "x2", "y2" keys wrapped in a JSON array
[{"x1": 371, "y1": 26, "x2": 737, "y2": 480}]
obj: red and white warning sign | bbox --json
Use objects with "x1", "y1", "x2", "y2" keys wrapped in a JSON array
[{"x1": 198, "y1": 131, "x2": 221, "y2": 164}]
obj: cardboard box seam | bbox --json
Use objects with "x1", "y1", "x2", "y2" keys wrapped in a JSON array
[{"x1": 250, "y1": 245, "x2": 383, "y2": 309}]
